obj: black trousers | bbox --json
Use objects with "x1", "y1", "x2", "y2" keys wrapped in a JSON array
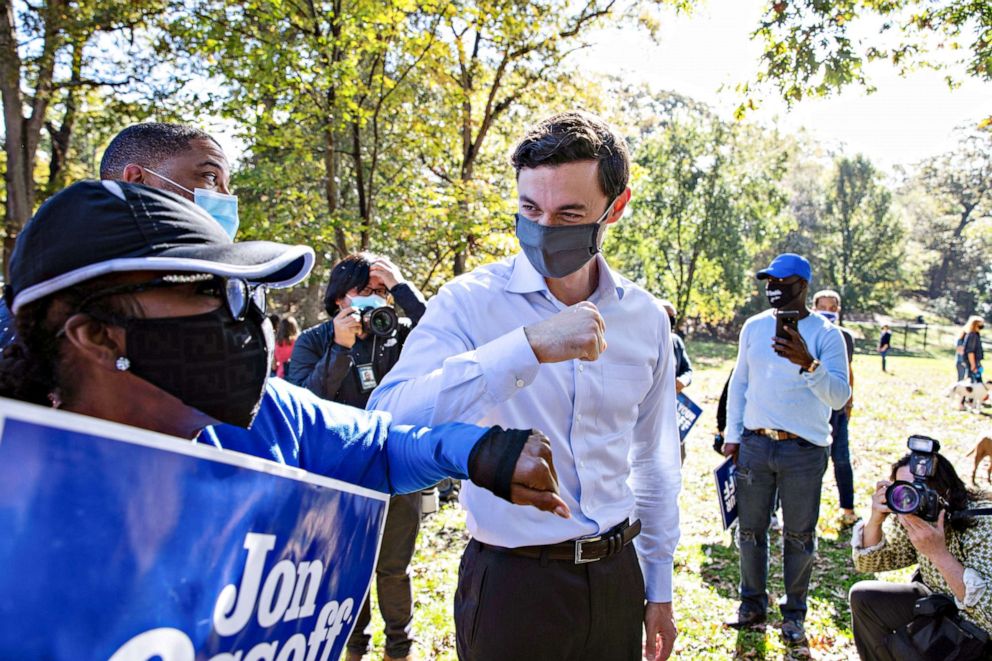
[
  {"x1": 850, "y1": 580, "x2": 930, "y2": 660},
  {"x1": 454, "y1": 538, "x2": 646, "y2": 661}
]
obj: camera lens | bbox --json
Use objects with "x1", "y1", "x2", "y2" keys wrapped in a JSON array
[
  {"x1": 366, "y1": 306, "x2": 398, "y2": 337},
  {"x1": 886, "y1": 482, "x2": 920, "y2": 514}
]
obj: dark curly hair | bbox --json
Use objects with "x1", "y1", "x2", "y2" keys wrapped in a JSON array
[
  {"x1": 890, "y1": 452, "x2": 989, "y2": 531},
  {"x1": 0, "y1": 277, "x2": 139, "y2": 407},
  {"x1": 510, "y1": 111, "x2": 630, "y2": 202}
]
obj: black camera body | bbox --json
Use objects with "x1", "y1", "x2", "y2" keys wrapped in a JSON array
[
  {"x1": 885, "y1": 435, "x2": 945, "y2": 522},
  {"x1": 357, "y1": 303, "x2": 398, "y2": 337}
]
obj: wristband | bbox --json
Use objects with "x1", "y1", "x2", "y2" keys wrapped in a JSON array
[{"x1": 467, "y1": 426, "x2": 530, "y2": 502}]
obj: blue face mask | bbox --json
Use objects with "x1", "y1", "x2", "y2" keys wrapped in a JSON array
[
  {"x1": 819, "y1": 310, "x2": 838, "y2": 323},
  {"x1": 193, "y1": 188, "x2": 239, "y2": 239},
  {"x1": 144, "y1": 168, "x2": 240, "y2": 239},
  {"x1": 349, "y1": 294, "x2": 388, "y2": 310}
]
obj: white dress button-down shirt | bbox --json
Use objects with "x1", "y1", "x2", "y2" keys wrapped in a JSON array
[{"x1": 369, "y1": 253, "x2": 682, "y2": 602}]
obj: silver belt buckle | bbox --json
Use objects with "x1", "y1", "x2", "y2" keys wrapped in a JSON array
[{"x1": 574, "y1": 534, "x2": 602, "y2": 564}]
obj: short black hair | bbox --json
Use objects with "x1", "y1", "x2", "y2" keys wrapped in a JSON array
[
  {"x1": 99, "y1": 123, "x2": 220, "y2": 179},
  {"x1": 510, "y1": 111, "x2": 630, "y2": 201},
  {"x1": 324, "y1": 252, "x2": 382, "y2": 315}
]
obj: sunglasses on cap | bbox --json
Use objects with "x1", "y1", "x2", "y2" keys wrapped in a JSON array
[{"x1": 77, "y1": 274, "x2": 267, "y2": 321}]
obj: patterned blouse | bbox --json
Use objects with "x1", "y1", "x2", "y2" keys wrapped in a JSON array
[{"x1": 852, "y1": 501, "x2": 992, "y2": 633}]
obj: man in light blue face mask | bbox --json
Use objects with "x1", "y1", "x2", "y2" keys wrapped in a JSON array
[
  {"x1": 0, "y1": 123, "x2": 242, "y2": 352},
  {"x1": 99, "y1": 122, "x2": 240, "y2": 239},
  {"x1": 812, "y1": 289, "x2": 857, "y2": 527},
  {"x1": 370, "y1": 112, "x2": 683, "y2": 661}
]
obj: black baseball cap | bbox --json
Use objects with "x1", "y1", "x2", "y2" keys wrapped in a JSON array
[{"x1": 7, "y1": 180, "x2": 314, "y2": 313}]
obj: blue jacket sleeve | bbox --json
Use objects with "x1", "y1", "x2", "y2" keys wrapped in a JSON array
[
  {"x1": 259, "y1": 379, "x2": 487, "y2": 494},
  {"x1": 384, "y1": 422, "x2": 487, "y2": 494}
]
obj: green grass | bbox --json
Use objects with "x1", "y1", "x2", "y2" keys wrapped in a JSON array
[{"x1": 362, "y1": 345, "x2": 992, "y2": 660}]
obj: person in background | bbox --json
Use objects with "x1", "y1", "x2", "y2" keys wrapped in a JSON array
[
  {"x1": 0, "y1": 122, "x2": 239, "y2": 353},
  {"x1": 287, "y1": 252, "x2": 427, "y2": 661},
  {"x1": 660, "y1": 299, "x2": 693, "y2": 464},
  {"x1": 659, "y1": 300, "x2": 693, "y2": 394},
  {"x1": 878, "y1": 324, "x2": 892, "y2": 372},
  {"x1": 849, "y1": 450, "x2": 992, "y2": 660},
  {"x1": 722, "y1": 253, "x2": 851, "y2": 645},
  {"x1": 956, "y1": 326, "x2": 970, "y2": 381},
  {"x1": 812, "y1": 289, "x2": 857, "y2": 528},
  {"x1": 273, "y1": 316, "x2": 299, "y2": 378},
  {"x1": 963, "y1": 315, "x2": 985, "y2": 383}
]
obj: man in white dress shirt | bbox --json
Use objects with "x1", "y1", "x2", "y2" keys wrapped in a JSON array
[{"x1": 369, "y1": 112, "x2": 681, "y2": 661}]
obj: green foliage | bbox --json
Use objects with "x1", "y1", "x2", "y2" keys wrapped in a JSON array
[
  {"x1": 606, "y1": 99, "x2": 790, "y2": 324},
  {"x1": 0, "y1": 0, "x2": 173, "y2": 263},
  {"x1": 896, "y1": 126, "x2": 992, "y2": 320},
  {"x1": 817, "y1": 155, "x2": 905, "y2": 311},
  {"x1": 743, "y1": 0, "x2": 992, "y2": 113}
]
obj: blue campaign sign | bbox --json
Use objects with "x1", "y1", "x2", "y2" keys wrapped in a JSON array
[
  {"x1": 0, "y1": 398, "x2": 388, "y2": 660},
  {"x1": 713, "y1": 457, "x2": 738, "y2": 530},
  {"x1": 676, "y1": 392, "x2": 703, "y2": 442}
]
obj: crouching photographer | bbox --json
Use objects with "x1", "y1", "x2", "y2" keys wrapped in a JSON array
[
  {"x1": 288, "y1": 252, "x2": 426, "y2": 661},
  {"x1": 850, "y1": 436, "x2": 992, "y2": 660}
]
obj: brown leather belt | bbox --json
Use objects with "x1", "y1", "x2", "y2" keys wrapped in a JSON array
[
  {"x1": 749, "y1": 428, "x2": 801, "y2": 441},
  {"x1": 478, "y1": 519, "x2": 641, "y2": 564}
]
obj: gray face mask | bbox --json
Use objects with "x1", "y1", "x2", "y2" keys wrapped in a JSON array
[{"x1": 514, "y1": 200, "x2": 615, "y2": 278}]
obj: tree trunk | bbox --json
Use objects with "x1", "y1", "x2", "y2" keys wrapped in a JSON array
[
  {"x1": 0, "y1": 0, "x2": 62, "y2": 272},
  {"x1": 928, "y1": 206, "x2": 976, "y2": 297},
  {"x1": 351, "y1": 120, "x2": 371, "y2": 250},
  {"x1": 0, "y1": 0, "x2": 29, "y2": 273},
  {"x1": 45, "y1": 40, "x2": 84, "y2": 197},
  {"x1": 324, "y1": 118, "x2": 347, "y2": 258},
  {"x1": 299, "y1": 254, "x2": 325, "y2": 328}
]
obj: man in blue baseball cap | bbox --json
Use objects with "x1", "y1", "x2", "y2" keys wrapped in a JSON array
[{"x1": 721, "y1": 253, "x2": 851, "y2": 645}]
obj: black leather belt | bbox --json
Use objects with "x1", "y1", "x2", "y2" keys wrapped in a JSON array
[{"x1": 478, "y1": 519, "x2": 641, "y2": 564}]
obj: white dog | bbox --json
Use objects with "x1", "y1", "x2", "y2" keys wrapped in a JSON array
[{"x1": 948, "y1": 379, "x2": 992, "y2": 412}]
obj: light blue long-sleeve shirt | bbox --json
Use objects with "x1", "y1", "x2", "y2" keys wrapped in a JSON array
[
  {"x1": 725, "y1": 309, "x2": 852, "y2": 447},
  {"x1": 368, "y1": 254, "x2": 681, "y2": 603}
]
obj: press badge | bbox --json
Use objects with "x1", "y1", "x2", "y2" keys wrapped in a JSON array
[{"x1": 356, "y1": 363, "x2": 378, "y2": 392}]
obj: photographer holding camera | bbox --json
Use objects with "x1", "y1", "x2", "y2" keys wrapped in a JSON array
[
  {"x1": 850, "y1": 437, "x2": 992, "y2": 660},
  {"x1": 288, "y1": 252, "x2": 426, "y2": 661}
]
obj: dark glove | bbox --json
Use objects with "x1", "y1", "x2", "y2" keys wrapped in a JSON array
[{"x1": 468, "y1": 427, "x2": 570, "y2": 517}]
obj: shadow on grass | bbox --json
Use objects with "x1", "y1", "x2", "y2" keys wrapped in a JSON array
[
  {"x1": 701, "y1": 527, "x2": 874, "y2": 658},
  {"x1": 688, "y1": 339, "x2": 739, "y2": 368}
]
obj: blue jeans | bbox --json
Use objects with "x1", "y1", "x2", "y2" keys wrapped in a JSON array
[
  {"x1": 829, "y1": 410, "x2": 854, "y2": 510},
  {"x1": 880, "y1": 349, "x2": 889, "y2": 371},
  {"x1": 736, "y1": 431, "x2": 829, "y2": 622}
]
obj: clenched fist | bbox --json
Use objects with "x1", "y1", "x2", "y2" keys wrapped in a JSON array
[
  {"x1": 524, "y1": 302, "x2": 606, "y2": 363},
  {"x1": 468, "y1": 428, "x2": 571, "y2": 519},
  {"x1": 510, "y1": 431, "x2": 570, "y2": 518}
]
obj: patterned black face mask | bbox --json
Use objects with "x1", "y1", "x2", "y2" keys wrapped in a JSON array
[
  {"x1": 765, "y1": 279, "x2": 805, "y2": 309},
  {"x1": 115, "y1": 304, "x2": 272, "y2": 428}
]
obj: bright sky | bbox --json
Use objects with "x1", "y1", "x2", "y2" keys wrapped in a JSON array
[{"x1": 578, "y1": 0, "x2": 992, "y2": 172}]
